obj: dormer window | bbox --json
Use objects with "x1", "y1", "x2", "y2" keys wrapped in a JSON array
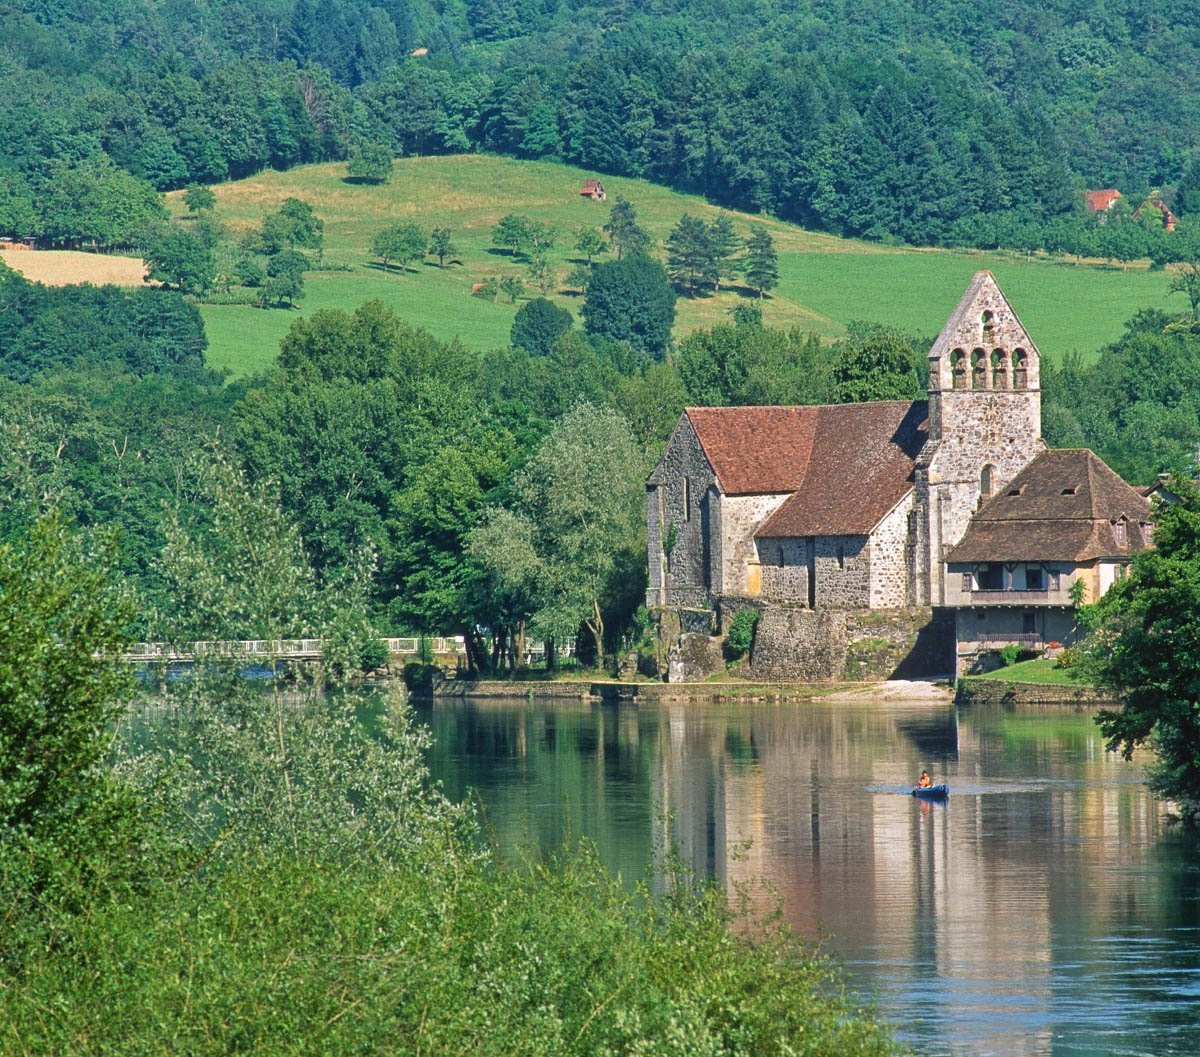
[
  {"x1": 1008, "y1": 485, "x2": 1025, "y2": 496},
  {"x1": 1113, "y1": 520, "x2": 1127, "y2": 546},
  {"x1": 1061, "y1": 486, "x2": 1077, "y2": 496}
]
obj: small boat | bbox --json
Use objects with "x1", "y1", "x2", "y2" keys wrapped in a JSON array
[{"x1": 912, "y1": 784, "x2": 949, "y2": 800}]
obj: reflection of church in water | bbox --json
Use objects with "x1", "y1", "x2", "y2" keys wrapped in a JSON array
[{"x1": 648, "y1": 702, "x2": 1162, "y2": 1057}]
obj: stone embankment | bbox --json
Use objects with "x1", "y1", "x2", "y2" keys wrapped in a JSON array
[{"x1": 954, "y1": 679, "x2": 1116, "y2": 707}]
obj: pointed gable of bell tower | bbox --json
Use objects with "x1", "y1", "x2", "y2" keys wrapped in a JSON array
[
  {"x1": 913, "y1": 271, "x2": 1046, "y2": 605},
  {"x1": 927, "y1": 270, "x2": 1041, "y2": 442}
]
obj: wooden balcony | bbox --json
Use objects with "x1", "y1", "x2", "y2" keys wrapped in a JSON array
[
  {"x1": 970, "y1": 588, "x2": 1049, "y2": 603},
  {"x1": 945, "y1": 583, "x2": 1075, "y2": 607}
]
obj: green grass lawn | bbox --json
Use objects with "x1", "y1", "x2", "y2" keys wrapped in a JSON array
[
  {"x1": 966, "y1": 658, "x2": 1091, "y2": 686},
  {"x1": 181, "y1": 155, "x2": 1176, "y2": 377}
]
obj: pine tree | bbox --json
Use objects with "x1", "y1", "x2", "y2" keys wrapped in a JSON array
[
  {"x1": 603, "y1": 195, "x2": 651, "y2": 259},
  {"x1": 742, "y1": 224, "x2": 779, "y2": 298},
  {"x1": 666, "y1": 214, "x2": 716, "y2": 297},
  {"x1": 707, "y1": 214, "x2": 739, "y2": 293}
]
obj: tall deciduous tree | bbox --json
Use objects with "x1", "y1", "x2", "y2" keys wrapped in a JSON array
[
  {"x1": 144, "y1": 225, "x2": 214, "y2": 294},
  {"x1": 582, "y1": 255, "x2": 676, "y2": 360},
  {"x1": 830, "y1": 322, "x2": 925, "y2": 402},
  {"x1": 470, "y1": 403, "x2": 647, "y2": 668},
  {"x1": 371, "y1": 222, "x2": 426, "y2": 271},
  {"x1": 428, "y1": 226, "x2": 458, "y2": 267},
  {"x1": 511, "y1": 297, "x2": 573, "y2": 356},
  {"x1": 346, "y1": 142, "x2": 394, "y2": 184},
  {"x1": 575, "y1": 226, "x2": 606, "y2": 264},
  {"x1": 0, "y1": 514, "x2": 143, "y2": 908},
  {"x1": 1084, "y1": 478, "x2": 1200, "y2": 823}
]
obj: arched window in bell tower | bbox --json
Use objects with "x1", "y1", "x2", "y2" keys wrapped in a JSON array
[
  {"x1": 971, "y1": 348, "x2": 988, "y2": 389},
  {"x1": 990, "y1": 348, "x2": 1008, "y2": 389},
  {"x1": 951, "y1": 348, "x2": 968, "y2": 389},
  {"x1": 981, "y1": 309, "x2": 996, "y2": 345},
  {"x1": 1013, "y1": 348, "x2": 1028, "y2": 389}
]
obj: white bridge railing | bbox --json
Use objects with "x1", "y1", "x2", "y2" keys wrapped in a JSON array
[{"x1": 123, "y1": 636, "x2": 466, "y2": 663}]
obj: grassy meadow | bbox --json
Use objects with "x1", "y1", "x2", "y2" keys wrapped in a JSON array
[{"x1": 171, "y1": 155, "x2": 1175, "y2": 377}]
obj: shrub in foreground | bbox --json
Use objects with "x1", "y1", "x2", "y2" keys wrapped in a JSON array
[{"x1": 0, "y1": 843, "x2": 903, "y2": 1057}]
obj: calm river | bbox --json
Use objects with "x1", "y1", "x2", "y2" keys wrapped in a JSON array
[{"x1": 414, "y1": 694, "x2": 1200, "y2": 1057}]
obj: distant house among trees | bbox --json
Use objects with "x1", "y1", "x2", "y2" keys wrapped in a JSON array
[
  {"x1": 580, "y1": 179, "x2": 607, "y2": 201},
  {"x1": 1134, "y1": 196, "x2": 1178, "y2": 231},
  {"x1": 1084, "y1": 189, "x2": 1123, "y2": 214}
]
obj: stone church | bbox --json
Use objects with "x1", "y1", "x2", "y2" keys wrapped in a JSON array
[{"x1": 646, "y1": 271, "x2": 1146, "y2": 680}]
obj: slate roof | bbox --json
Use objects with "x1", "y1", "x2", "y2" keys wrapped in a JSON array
[
  {"x1": 680, "y1": 401, "x2": 928, "y2": 535},
  {"x1": 946, "y1": 449, "x2": 1152, "y2": 564}
]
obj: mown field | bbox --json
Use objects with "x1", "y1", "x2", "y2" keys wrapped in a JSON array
[{"x1": 165, "y1": 155, "x2": 1176, "y2": 375}]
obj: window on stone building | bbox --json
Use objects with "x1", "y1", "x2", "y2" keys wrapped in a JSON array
[
  {"x1": 837, "y1": 544, "x2": 845, "y2": 569},
  {"x1": 962, "y1": 572, "x2": 973, "y2": 592},
  {"x1": 1026, "y1": 566, "x2": 1044, "y2": 590},
  {"x1": 981, "y1": 309, "x2": 995, "y2": 344},
  {"x1": 683, "y1": 477, "x2": 691, "y2": 521},
  {"x1": 980, "y1": 464, "x2": 994, "y2": 498},
  {"x1": 990, "y1": 348, "x2": 1008, "y2": 390},
  {"x1": 971, "y1": 347, "x2": 988, "y2": 389},
  {"x1": 1013, "y1": 349, "x2": 1028, "y2": 388},
  {"x1": 1113, "y1": 520, "x2": 1127, "y2": 546},
  {"x1": 951, "y1": 348, "x2": 968, "y2": 389},
  {"x1": 1049, "y1": 570, "x2": 1061, "y2": 590}
]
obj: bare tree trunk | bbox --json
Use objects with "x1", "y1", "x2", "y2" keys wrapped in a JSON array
[{"x1": 586, "y1": 598, "x2": 606, "y2": 671}]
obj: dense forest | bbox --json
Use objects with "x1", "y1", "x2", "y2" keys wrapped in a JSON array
[{"x1": 7, "y1": 0, "x2": 1200, "y2": 247}]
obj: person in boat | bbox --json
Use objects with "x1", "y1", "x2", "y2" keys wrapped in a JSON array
[{"x1": 917, "y1": 771, "x2": 932, "y2": 789}]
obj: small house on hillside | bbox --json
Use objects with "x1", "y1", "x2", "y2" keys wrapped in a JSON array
[
  {"x1": 945, "y1": 449, "x2": 1152, "y2": 673},
  {"x1": 1084, "y1": 189, "x2": 1123, "y2": 214},
  {"x1": 580, "y1": 179, "x2": 607, "y2": 201},
  {"x1": 1134, "y1": 196, "x2": 1178, "y2": 231}
]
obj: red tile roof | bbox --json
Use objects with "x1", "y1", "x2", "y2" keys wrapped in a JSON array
[
  {"x1": 683, "y1": 401, "x2": 928, "y2": 535},
  {"x1": 1084, "y1": 189, "x2": 1122, "y2": 212}
]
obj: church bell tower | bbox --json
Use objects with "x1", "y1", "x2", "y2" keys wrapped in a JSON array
[{"x1": 913, "y1": 272, "x2": 1045, "y2": 604}]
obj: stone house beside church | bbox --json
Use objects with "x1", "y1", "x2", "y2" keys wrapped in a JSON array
[{"x1": 646, "y1": 272, "x2": 1151, "y2": 679}]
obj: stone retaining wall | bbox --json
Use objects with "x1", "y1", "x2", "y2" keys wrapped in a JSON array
[
  {"x1": 750, "y1": 606, "x2": 955, "y2": 682},
  {"x1": 955, "y1": 679, "x2": 1116, "y2": 707}
]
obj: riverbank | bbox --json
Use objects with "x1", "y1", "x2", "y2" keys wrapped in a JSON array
[{"x1": 420, "y1": 677, "x2": 955, "y2": 703}]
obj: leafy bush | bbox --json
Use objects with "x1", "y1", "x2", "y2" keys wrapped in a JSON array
[
  {"x1": 724, "y1": 609, "x2": 760, "y2": 660},
  {"x1": 999, "y1": 643, "x2": 1022, "y2": 667},
  {"x1": 358, "y1": 636, "x2": 391, "y2": 672},
  {"x1": 1055, "y1": 646, "x2": 1080, "y2": 670}
]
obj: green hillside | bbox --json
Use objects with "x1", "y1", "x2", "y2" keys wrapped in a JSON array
[{"x1": 181, "y1": 156, "x2": 1174, "y2": 377}]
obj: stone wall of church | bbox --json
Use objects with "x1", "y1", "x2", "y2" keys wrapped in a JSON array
[
  {"x1": 813, "y1": 534, "x2": 870, "y2": 609},
  {"x1": 869, "y1": 495, "x2": 914, "y2": 608},
  {"x1": 718, "y1": 493, "x2": 790, "y2": 596},
  {"x1": 759, "y1": 536, "x2": 811, "y2": 603},
  {"x1": 647, "y1": 418, "x2": 718, "y2": 608},
  {"x1": 928, "y1": 389, "x2": 1044, "y2": 569}
]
